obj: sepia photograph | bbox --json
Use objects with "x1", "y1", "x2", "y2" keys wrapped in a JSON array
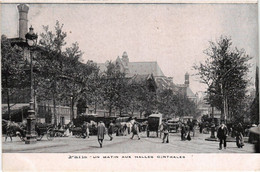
[{"x1": 1, "y1": 1, "x2": 259, "y2": 159}]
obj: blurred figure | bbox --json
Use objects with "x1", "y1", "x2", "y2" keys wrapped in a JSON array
[
  {"x1": 82, "y1": 122, "x2": 87, "y2": 139},
  {"x1": 217, "y1": 122, "x2": 228, "y2": 150},
  {"x1": 236, "y1": 123, "x2": 244, "y2": 148},
  {"x1": 123, "y1": 123, "x2": 128, "y2": 136},
  {"x1": 186, "y1": 124, "x2": 191, "y2": 141},
  {"x1": 131, "y1": 122, "x2": 140, "y2": 140},
  {"x1": 249, "y1": 125, "x2": 260, "y2": 153},
  {"x1": 199, "y1": 122, "x2": 203, "y2": 133},
  {"x1": 97, "y1": 121, "x2": 106, "y2": 148},
  {"x1": 181, "y1": 123, "x2": 186, "y2": 141},
  {"x1": 162, "y1": 121, "x2": 169, "y2": 143},
  {"x1": 108, "y1": 120, "x2": 114, "y2": 141}
]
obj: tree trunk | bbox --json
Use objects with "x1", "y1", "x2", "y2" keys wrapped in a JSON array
[
  {"x1": 5, "y1": 75, "x2": 11, "y2": 120},
  {"x1": 53, "y1": 94, "x2": 57, "y2": 126},
  {"x1": 94, "y1": 101, "x2": 97, "y2": 114},
  {"x1": 7, "y1": 88, "x2": 11, "y2": 120},
  {"x1": 71, "y1": 97, "x2": 75, "y2": 120}
]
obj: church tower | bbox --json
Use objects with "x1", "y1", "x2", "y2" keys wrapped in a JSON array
[
  {"x1": 185, "y1": 72, "x2": 189, "y2": 86},
  {"x1": 122, "y1": 51, "x2": 129, "y2": 66}
]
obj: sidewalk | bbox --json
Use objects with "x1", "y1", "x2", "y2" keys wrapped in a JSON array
[{"x1": 2, "y1": 136, "x2": 67, "y2": 153}]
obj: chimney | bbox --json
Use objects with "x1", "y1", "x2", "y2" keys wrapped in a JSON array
[{"x1": 17, "y1": 4, "x2": 29, "y2": 39}]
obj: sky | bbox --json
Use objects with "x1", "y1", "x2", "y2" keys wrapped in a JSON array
[{"x1": 1, "y1": 3, "x2": 258, "y2": 93}]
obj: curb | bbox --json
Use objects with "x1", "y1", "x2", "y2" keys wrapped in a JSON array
[
  {"x1": 205, "y1": 137, "x2": 249, "y2": 143},
  {"x1": 3, "y1": 142, "x2": 67, "y2": 152}
]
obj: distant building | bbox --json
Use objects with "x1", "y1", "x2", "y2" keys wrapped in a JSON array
[
  {"x1": 97, "y1": 51, "x2": 165, "y2": 77},
  {"x1": 97, "y1": 52, "x2": 197, "y2": 101}
]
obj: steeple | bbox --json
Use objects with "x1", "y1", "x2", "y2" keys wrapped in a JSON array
[
  {"x1": 185, "y1": 72, "x2": 189, "y2": 86},
  {"x1": 121, "y1": 51, "x2": 129, "y2": 66}
]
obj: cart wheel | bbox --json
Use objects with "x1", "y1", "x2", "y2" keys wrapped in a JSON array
[
  {"x1": 47, "y1": 128, "x2": 55, "y2": 141},
  {"x1": 36, "y1": 132, "x2": 43, "y2": 141},
  {"x1": 75, "y1": 133, "x2": 81, "y2": 138}
]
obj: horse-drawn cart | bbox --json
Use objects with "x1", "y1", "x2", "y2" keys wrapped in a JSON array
[{"x1": 35, "y1": 123, "x2": 55, "y2": 141}]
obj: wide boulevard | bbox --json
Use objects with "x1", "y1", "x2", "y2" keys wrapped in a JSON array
[{"x1": 2, "y1": 131, "x2": 255, "y2": 153}]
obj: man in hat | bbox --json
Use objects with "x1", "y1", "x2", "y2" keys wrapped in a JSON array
[
  {"x1": 131, "y1": 121, "x2": 140, "y2": 140},
  {"x1": 97, "y1": 121, "x2": 106, "y2": 148},
  {"x1": 217, "y1": 121, "x2": 228, "y2": 150}
]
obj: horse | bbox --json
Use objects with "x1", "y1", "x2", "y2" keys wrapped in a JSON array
[{"x1": 2, "y1": 120, "x2": 26, "y2": 142}]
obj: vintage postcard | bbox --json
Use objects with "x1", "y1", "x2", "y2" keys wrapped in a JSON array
[{"x1": 1, "y1": 1, "x2": 259, "y2": 171}]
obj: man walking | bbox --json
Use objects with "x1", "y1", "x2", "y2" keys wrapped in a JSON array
[
  {"x1": 108, "y1": 120, "x2": 114, "y2": 141},
  {"x1": 131, "y1": 122, "x2": 140, "y2": 140},
  {"x1": 97, "y1": 121, "x2": 106, "y2": 148},
  {"x1": 181, "y1": 123, "x2": 186, "y2": 141},
  {"x1": 162, "y1": 121, "x2": 169, "y2": 143},
  {"x1": 217, "y1": 122, "x2": 228, "y2": 150}
]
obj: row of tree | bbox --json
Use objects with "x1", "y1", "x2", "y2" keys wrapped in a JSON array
[{"x1": 2, "y1": 21, "x2": 198, "y2": 124}]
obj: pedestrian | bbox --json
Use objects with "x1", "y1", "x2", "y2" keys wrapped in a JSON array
[
  {"x1": 236, "y1": 123, "x2": 244, "y2": 148},
  {"x1": 97, "y1": 121, "x2": 106, "y2": 148},
  {"x1": 159, "y1": 123, "x2": 164, "y2": 138},
  {"x1": 86, "y1": 122, "x2": 90, "y2": 138},
  {"x1": 217, "y1": 122, "x2": 228, "y2": 150},
  {"x1": 162, "y1": 121, "x2": 169, "y2": 143},
  {"x1": 199, "y1": 122, "x2": 203, "y2": 133},
  {"x1": 131, "y1": 122, "x2": 140, "y2": 140},
  {"x1": 186, "y1": 124, "x2": 191, "y2": 141},
  {"x1": 108, "y1": 120, "x2": 114, "y2": 141},
  {"x1": 123, "y1": 123, "x2": 128, "y2": 136},
  {"x1": 82, "y1": 122, "x2": 87, "y2": 139},
  {"x1": 181, "y1": 123, "x2": 186, "y2": 141}
]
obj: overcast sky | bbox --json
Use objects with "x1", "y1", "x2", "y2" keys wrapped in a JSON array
[{"x1": 1, "y1": 3, "x2": 258, "y2": 93}]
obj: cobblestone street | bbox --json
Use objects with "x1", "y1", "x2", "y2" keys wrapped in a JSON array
[{"x1": 3, "y1": 131, "x2": 255, "y2": 153}]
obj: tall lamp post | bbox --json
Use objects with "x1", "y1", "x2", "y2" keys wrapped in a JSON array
[{"x1": 25, "y1": 26, "x2": 38, "y2": 144}]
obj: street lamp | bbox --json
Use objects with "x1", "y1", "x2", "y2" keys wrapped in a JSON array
[{"x1": 25, "y1": 25, "x2": 38, "y2": 144}]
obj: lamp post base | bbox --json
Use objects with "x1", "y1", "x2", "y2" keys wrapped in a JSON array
[
  {"x1": 25, "y1": 134, "x2": 37, "y2": 144},
  {"x1": 25, "y1": 108, "x2": 37, "y2": 144}
]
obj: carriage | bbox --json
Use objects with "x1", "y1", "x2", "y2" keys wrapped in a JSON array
[
  {"x1": 35, "y1": 123, "x2": 55, "y2": 141},
  {"x1": 146, "y1": 113, "x2": 163, "y2": 137}
]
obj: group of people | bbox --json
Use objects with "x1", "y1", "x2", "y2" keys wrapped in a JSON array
[
  {"x1": 216, "y1": 122, "x2": 245, "y2": 150},
  {"x1": 84, "y1": 119, "x2": 141, "y2": 148},
  {"x1": 159, "y1": 119, "x2": 195, "y2": 143}
]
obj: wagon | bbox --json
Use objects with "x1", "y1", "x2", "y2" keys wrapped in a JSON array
[
  {"x1": 35, "y1": 123, "x2": 55, "y2": 141},
  {"x1": 146, "y1": 113, "x2": 162, "y2": 137}
]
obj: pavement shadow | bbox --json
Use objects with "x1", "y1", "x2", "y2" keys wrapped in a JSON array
[{"x1": 89, "y1": 146, "x2": 101, "y2": 148}]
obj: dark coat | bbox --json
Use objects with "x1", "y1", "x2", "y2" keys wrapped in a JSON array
[
  {"x1": 217, "y1": 126, "x2": 228, "y2": 139},
  {"x1": 108, "y1": 123, "x2": 114, "y2": 134},
  {"x1": 97, "y1": 123, "x2": 106, "y2": 140}
]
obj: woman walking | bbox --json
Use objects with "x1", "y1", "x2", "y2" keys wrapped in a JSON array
[{"x1": 236, "y1": 123, "x2": 244, "y2": 148}]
